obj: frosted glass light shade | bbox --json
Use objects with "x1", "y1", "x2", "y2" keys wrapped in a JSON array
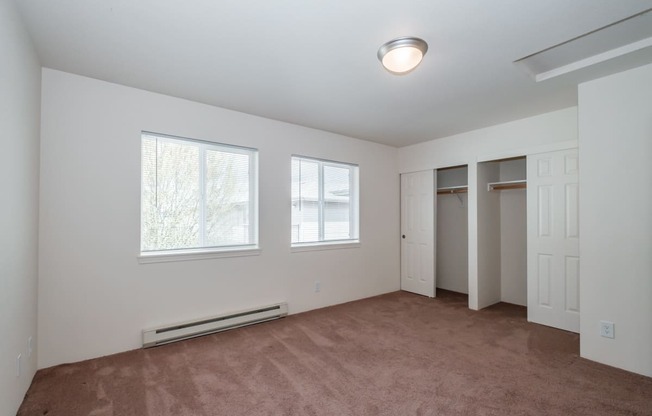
[{"x1": 378, "y1": 37, "x2": 428, "y2": 74}]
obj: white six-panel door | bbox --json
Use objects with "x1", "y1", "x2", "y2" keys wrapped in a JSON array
[
  {"x1": 527, "y1": 149, "x2": 580, "y2": 333},
  {"x1": 400, "y1": 171, "x2": 436, "y2": 297}
]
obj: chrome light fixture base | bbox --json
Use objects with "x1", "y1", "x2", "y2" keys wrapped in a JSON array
[{"x1": 378, "y1": 36, "x2": 428, "y2": 75}]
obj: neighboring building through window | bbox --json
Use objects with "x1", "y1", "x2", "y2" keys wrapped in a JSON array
[
  {"x1": 291, "y1": 156, "x2": 359, "y2": 245},
  {"x1": 141, "y1": 132, "x2": 258, "y2": 253}
]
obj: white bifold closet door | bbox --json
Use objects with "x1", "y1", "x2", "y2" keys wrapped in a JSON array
[
  {"x1": 527, "y1": 149, "x2": 580, "y2": 333},
  {"x1": 400, "y1": 170, "x2": 436, "y2": 297}
]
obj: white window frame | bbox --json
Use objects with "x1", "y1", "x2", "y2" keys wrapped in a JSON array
[
  {"x1": 139, "y1": 132, "x2": 259, "y2": 263},
  {"x1": 291, "y1": 155, "x2": 360, "y2": 251}
]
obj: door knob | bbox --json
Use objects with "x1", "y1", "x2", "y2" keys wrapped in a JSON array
[{"x1": 402, "y1": 235, "x2": 406, "y2": 239}]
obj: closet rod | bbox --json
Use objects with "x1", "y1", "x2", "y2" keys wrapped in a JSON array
[
  {"x1": 436, "y1": 186, "x2": 468, "y2": 195},
  {"x1": 487, "y1": 180, "x2": 526, "y2": 191}
]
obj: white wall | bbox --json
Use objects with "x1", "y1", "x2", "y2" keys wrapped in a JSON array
[
  {"x1": 499, "y1": 159, "x2": 527, "y2": 306},
  {"x1": 436, "y1": 167, "x2": 468, "y2": 294},
  {"x1": 38, "y1": 69, "x2": 400, "y2": 368},
  {"x1": 398, "y1": 107, "x2": 578, "y2": 174},
  {"x1": 399, "y1": 108, "x2": 578, "y2": 309},
  {"x1": 579, "y1": 63, "x2": 652, "y2": 377},
  {"x1": 0, "y1": 0, "x2": 41, "y2": 414},
  {"x1": 476, "y1": 162, "x2": 501, "y2": 309},
  {"x1": 477, "y1": 158, "x2": 528, "y2": 308}
]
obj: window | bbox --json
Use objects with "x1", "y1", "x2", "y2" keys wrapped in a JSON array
[
  {"x1": 291, "y1": 156, "x2": 359, "y2": 245},
  {"x1": 141, "y1": 132, "x2": 258, "y2": 255}
]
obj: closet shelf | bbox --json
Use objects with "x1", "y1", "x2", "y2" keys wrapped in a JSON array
[
  {"x1": 487, "y1": 180, "x2": 526, "y2": 191},
  {"x1": 436, "y1": 185, "x2": 468, "y2": 195}
]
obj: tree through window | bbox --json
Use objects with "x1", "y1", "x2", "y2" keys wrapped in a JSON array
[{"x1": 141, "y1": 132, "x2": 258, "y2": 252}]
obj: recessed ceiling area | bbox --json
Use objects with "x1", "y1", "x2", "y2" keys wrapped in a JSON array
[
  {"x1": 15, "y1": 0, "x2": 652, "y2": 147},
  {"x1": 515, "y1": 8, "x2": 652, "y2": 82}
]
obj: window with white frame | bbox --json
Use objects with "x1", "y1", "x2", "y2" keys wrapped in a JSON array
[
  {"x1": 291, "y1": 156, "x2": 359, "y2": 245},
  {"x1": 141, "y1": 132, "x2": 258, "y2": 254}
]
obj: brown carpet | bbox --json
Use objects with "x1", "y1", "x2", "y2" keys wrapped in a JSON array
[{"x1": 18, "y1": 290, "x2": 652, "y2": 415}]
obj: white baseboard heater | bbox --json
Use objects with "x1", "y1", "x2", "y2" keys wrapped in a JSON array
[{"x1": 142, "y1": 302, "x2": 288, "y2": 348}]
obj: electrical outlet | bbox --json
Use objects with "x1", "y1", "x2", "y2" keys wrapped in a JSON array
[
  {"x1": 27, "y1": 336, "x2": 33, "y2": 357},
  {"x1": 16, "y1": 354, "x2": 21, "y2": 378},
  {"x1": 314, "y1": 281, "x2": 321, "y2": 293},
  {"x1": 600, "y1": 321, "x2": 615, "y2": 339}
]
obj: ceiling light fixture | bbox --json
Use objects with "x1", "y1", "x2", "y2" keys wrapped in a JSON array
[{"x1": 377, "y1": 37, "x2": 428, "y2": 74}]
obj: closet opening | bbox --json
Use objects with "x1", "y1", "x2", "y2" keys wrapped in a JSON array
[
  {"x1": 435, "y1": 165, "x2": 469, "y2": 301},
  {"x1": 477, "y1": 157, "x2": 527, "y2": 309}
]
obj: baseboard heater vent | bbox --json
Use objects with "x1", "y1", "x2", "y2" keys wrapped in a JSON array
[{"x1": 143, "y1": 302, "x2": 288, "y2": 348}]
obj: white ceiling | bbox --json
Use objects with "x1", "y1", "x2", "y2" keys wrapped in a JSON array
[{"x1": 15, "y1": 0, "x2": 652, "y2": 147}]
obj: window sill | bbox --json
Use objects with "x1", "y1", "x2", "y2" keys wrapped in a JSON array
[
  {"x1": 138, "y1": 246, "x2": 261, "y2": 264},
  {"x1": 291, "y1": 240, "x2": 360, "y2": 253}
]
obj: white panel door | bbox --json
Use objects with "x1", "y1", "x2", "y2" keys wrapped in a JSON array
[
  {"x1": 401, "y1": 171, "x2": 436, "y2": 297},
  {"x1": 527, "y1": 149, "x2": 580, "y2": 332}
]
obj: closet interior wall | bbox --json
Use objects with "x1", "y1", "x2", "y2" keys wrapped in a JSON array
[
  {"x1": 436, "y1": 166, "x2": 468, "y2": 295},
  {"x1": 477, "y1": 158, "x2": 526, "y2": 309},
  {"x1": 499, "y1": 159, "x2": 527, "y2": 306}
]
